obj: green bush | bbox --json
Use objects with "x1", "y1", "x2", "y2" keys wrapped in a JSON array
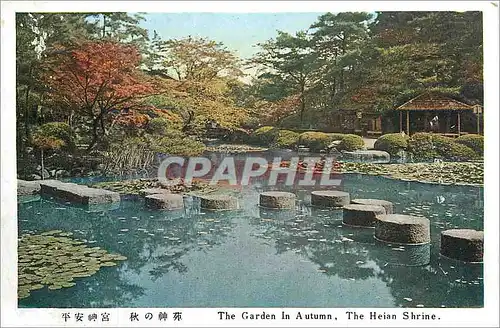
[
  {"x1": 298, "y1": 132, "x2": 332, "y2": 152},
  {"x1": 33, "y1": 122, "x2": 76, "y2": 151},
  {"x1": 374, "y1": 133, "x2": 409, "y2": 156},
  {"x1": 298, "y1": 132, "x2": 365, "y2": 152},
  {"x1": 146, "y1": 117, "x2": 172, "y2": 135},
  {"x1": 408, "y1": 133, "x2": 439, "y2": 161},
  {"x1": 336, "y1": 134, "x2": 365, "y2": 151},
  {"x1": 148, "y1": 133, "x2": 206, "y2": 157},
  {"x1": 445, "y1": 143, "x2": 478, "y2": 161},
  {"x1": 275, "y1": 130, "x2": 300, "y2": 149},
  {"x1": 456, "y1": 134, "x2": 484, "y2": 155},
  {"x1": 251, "y1": 126, "x2": 278, "y2": 146},
  {"x1": 409, "y1": 133, "x2": 477, "y2": 161}
]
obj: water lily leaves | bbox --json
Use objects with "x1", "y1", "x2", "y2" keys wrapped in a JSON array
[
  {"x1": 41, "y1": 230, "x2": 63, "y2": 236},
  {"x1": 48, "y1": 284, "x2": 63, "y2": 290},
  {"x1": 30, "y1": 284, "x2": 44, "y2": 290},
  {"x1": 61, "y1": 282, "x2": 76, "y2": 288},
  {"x1": 108, "y1": 254, "x2": 127, "y2": 261},
  {"x1": 18, "y1": 232, "x2": 127, "y2": 299}
]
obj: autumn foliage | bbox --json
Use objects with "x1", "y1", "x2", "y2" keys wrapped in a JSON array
[{"x1": 43, "y1": 41, "x2": 156, "y2": 148}]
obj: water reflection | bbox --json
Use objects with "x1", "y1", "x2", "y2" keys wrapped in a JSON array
[{"x1": 18, "y1": 173, "x2": 483, "y2": 308}]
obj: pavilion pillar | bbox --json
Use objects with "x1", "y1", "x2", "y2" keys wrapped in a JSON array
[
  {"x1": 457, "y1": 111, "x2": 461, "y2": 135},
  {"x1": 406, "y1": 110, "x2": 410, "y2": 135},
  {"x1": 446, "y1": 111, "x2": 451, "y2": 133},
  {"x1": 399, "y1": 111, "x2": 403, "y2": 132},
  {"x1": 477, "y1": 114, "x2": 480, "y2": 135}
]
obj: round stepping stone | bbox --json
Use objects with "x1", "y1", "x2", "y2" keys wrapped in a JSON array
[
  {"x1": 311, "y1": 190, "x2": 350, "y2": 208},
  {"x1": 351, "y1": 198, "x2": 394, "y2": 214},
  {"x1": 259, "y1": 192, "x2": 296, "y2": 209},
  {"x1": 140, "y1": 188, "x2": 171, "y2": 196},
  {"x1": 440, "y1": 229, "x2": 483, "y2": 263},
  {"x1": 375, "y1": 214, "x2": 430, "y2": 245},
  {"x1": 145, "y1": 194, "x2": 184, "y2": 210},
  {"x1": 343, "y1": 204, "x2": 386, "y2": 227},
  {"x1": 199, "y1": 195, "x2": 238, "y2": 210}
]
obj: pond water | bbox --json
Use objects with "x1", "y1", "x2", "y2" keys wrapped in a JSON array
[{"x1": 18, "y1": 169, "x2": 483, "y2": 308}]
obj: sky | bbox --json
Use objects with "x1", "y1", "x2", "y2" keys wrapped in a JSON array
[{"x1": 139, "y1": 13, "x2": 326, "y2": 60}]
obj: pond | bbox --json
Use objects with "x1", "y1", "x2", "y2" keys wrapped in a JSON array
[{"x1": 18, "y1": 170, "x2": 483, "y2": 308}]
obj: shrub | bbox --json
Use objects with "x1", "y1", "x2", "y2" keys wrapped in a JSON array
[
  {"x1": 148, "y1": 133, "x2": 206, "y2": 157},
  {"x1": 146, "y1": 117, "x2": 172, "y2": 135},
  {"x1": 251, "y1": 126, "x2": 278, "y2": 146},
  {"x1": 374, "y1": 133, "x2": 409, "y2": 156},
  {"x1": 445, "y1": 143, "x2": 478, "y2": 161},
  {"x1": 409, "y1": 133, "x2": 477, "y2": 161},
  {"x1": 337, "y1": 134, "x2": 365, "y2": 151},
  {"x1": 408, "y1": 133, "x2": 439, "y2": 161},
  {"x1": 456, "y1": 134, "x2": 484, "y2": 155},
  {"x1": 32, "y1": 122, "x2": 76, "y2": 151},
  {"x1": 275, "y1": 130, "x2": 300, "y2": 149},
  {"x1": 298, "y1": 132, "x2": 332, "y2": 152}
]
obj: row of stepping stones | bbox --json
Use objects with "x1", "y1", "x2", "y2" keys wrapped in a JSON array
[
  {"x1": 139, "y1": 189, "x2": 483, "y2": 264},
  {"x1": 309, "y1": 190, "x2": 483, "y2": 264}
]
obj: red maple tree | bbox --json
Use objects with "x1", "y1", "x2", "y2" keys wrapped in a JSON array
[{"x1": 44, "y1": 41, "x2": 155, "y2": 149}]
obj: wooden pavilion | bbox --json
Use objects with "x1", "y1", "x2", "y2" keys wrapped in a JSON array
[{"x1": 395, "y1": 93, "x2": 483, "y2": 136}]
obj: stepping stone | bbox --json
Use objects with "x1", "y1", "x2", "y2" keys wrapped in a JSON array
[
  {"x1": 440, "y1": 229, "x2": 483, "y2": 263},
  {"x1": 199, "y1": 195, "x2": 238, "y2": 210},
  {"x1": 40, "y1": 180, "x2": 120, "y2": 205},
  {"x1": 17, "y1": 180, "x2": 42, "y2": 196},
  {"x1": 375, "y1": 214, "x2": 430, "y2": 245},
  {"x1": 351, "y1": 199, "x2": 394, "y2": 214},
  {"x1": 140, "y1": 188, "x2": 171, "y2": 196},
  {"x1": 311, "y1": 190, "x2": 350, "y2": 208},
  {"x1": 145, "y1": 194, "x2": 184, "y2": 210},
  {"x1": 259, "y1": 191, "x2": 296, "y2": 209},
  {"x1": 343, "y1": 204, "x2": 386, "y2": 227},
  {"x1": 39, "y1": 180, "x2": 65, "y2": 195}
]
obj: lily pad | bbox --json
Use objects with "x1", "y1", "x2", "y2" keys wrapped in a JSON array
[
  {"x1": 18, "y1": 232, "x2": 127, "y2": 299},
  {"x1": 48, "y1": 284, "x2": 63, "y2": 290}
]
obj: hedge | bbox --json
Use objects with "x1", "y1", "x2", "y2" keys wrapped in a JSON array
[
  {"x1": 298, "y1": 132, "x2": 365, "y2": 152},
  {"x1": 456, "y1": 134, "x2": 484, "y2": 155},
  {"x1": 251, "y1": 126, "x2": 279, "y2": 146},
  {"x1": 374, "y1": 133, "x2": 409, "y2": 156},
  {"x1": 298, "y1": 132, "x2": 332, "y2": 152},
  {"x1": 276, "y1": 130, "x2": 300, "y2": 149},
  {"x1": 334, "y1": 134, "x2": 365, "y2": 152},
  {"x1": 408, "y1": 133, "x2": 477, "y2": 161}
]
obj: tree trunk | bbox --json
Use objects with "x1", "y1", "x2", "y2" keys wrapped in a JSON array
[
  {"x1": 24, "y1": 64, "x2": 33, "y2": 142},
  {"x1": 102, "y1": 15, "x2": 107, "y2": 38},
  {"x1": 100, "y1": 113, "x2": 106, "y2": 136},
  {"x1": 87, "y1": 116, "x2": 100, "y2": 151},
  {"x1": 299, "y1": 83, "x2": 306, "y2": 124},
  {"x1": 40, "y1": 148, "x2": 45, "y2": 180}
]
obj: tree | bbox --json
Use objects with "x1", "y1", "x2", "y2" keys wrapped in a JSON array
[
  {"x1": 309, "y1": 12, "x2": 374, "y2": 111},
  {"x1": 149, "y1": 36, "x2": 243, "y2": 81},
  {"x1": 252, "y1": 31, "x2": 321, "y2": 124},
  {"x1": 16, "y1": 13, "x2": 96, "y2": 149},
  {"x1": 43, "y1": 41, "x2": 156, "y2": 149},
  {"x1": 31, "y1": 122, "x2": 75, "y2": 179}
]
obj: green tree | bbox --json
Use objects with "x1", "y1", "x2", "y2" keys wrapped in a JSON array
[{"x1": 252, "y1": 31, "x2": 320, "y2": 123}]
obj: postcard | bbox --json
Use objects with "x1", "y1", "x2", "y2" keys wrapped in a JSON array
[{"x1": 1, "y1": 1, "x2": 498, "y2": 327}]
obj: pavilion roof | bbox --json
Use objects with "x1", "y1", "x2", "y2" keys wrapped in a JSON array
[{"x1": 395, "y1": 93, "x2": 474, "y2": 111}]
